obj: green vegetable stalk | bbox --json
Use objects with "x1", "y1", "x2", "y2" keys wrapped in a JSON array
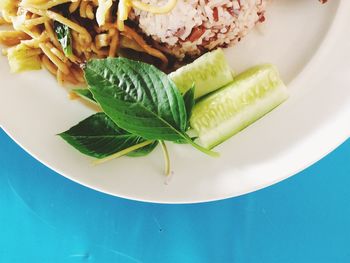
[{"x1": 54, "y1": 21, "x2": 73, "y2": 57}]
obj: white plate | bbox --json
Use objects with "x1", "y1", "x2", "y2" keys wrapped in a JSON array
[{"x1": 1, "y1": 0, "x2": 349, "y2": 203}]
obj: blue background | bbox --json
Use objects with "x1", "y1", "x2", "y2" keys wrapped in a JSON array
[{"x1": 0, "y1": 128, "x2": 349, "y2": 263}]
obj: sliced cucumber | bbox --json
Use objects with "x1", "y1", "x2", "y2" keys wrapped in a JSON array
[
  {"x1": 169, "y1": 49, "x2": 234, "y2": 99},
  {"x1": 190, "y1": 64, "x2": 289, "y2": 149}
]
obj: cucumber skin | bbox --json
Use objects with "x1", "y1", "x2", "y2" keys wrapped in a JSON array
[
  {"x1": 190, "y1": 64, "x2": 289, "y2": 149},
  {"x1": 169, "y1": 49, "x2": 234, "y2": 99}
]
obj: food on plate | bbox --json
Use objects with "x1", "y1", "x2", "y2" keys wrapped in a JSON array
[
  {"x1": 0, "y1": 0, "x2": 169, "y2": 84},
  {"x1": 0, "y1": 1, "x2": 303, "y2": 175},
  {"x1": 169, "y1": 48, "x2": 234, "y2": 98},
  {"x1": 190, "y1": 64, "x2": 289, "y2": 149},
  {"x1": 59, "y1": 51, "x2": 288, "y2": 174},
  {"x1": 6, "y1": 42, "x2": 41, "y2": 72},
  {"x1": 132, "y1": 0, "x2": 267, "y2": 58},
  {"x1": 0, "y1": 0, "x2": 267, "y2": 84}
]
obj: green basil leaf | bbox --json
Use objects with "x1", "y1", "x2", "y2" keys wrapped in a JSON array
[
  {"x1": 85, "y1": 57, "x2": 188, "y2": 142},
  {"x1": 127, "y1": 141, "x2": 158, "y2": 157},
  {"x1": 183, "y1": 85, "x2": 195, "y2": 126},
  {"x1": 58, "y1": 112, "x2": 156, "y2": 159},
  {"x1": 72, "y1": 88, "x2": 96, "y2": 104},
  {"x1": 54, "y1": 21, "x2": 73, "y2": 57}
]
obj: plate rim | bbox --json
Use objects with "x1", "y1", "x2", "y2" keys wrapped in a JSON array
[{"x1": 1, "y1": 0, "x2": 349, "y2": 204}]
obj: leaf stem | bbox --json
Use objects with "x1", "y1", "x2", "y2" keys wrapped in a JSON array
[
  {"x1": 185, "y1": 136, "x2": 220, "y2": 157},
  {"x1": 93, "y1": 140, "x2": 154, "y2": 165},
  {"x1": 159, "y1": 141, "x2": 170, "y2": 176}
]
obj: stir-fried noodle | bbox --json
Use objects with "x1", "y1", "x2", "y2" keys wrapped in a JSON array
[{"x1": 0, "y1": 0, "x2": 175, "y2": 85}]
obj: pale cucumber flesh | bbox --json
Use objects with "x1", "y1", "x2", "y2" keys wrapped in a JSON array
[
  {"x1": 190, "y1": 64, "x2": 289, "y2": 149},
  {"x1": 169, "y1": 49, "x2": 234, "y2": 99}
]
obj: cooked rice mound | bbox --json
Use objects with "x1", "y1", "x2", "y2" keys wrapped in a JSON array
[{"x1": 132, "y1": 0, "x2": 267, "y2": 59}]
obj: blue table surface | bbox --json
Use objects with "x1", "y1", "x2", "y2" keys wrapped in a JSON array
[{"x1": 0, "y1": 128, "x2": 349, "y2": 263}]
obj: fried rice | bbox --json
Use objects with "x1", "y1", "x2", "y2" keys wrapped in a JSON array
[{"x1": 132, "y1": 0, "x2": 267, "y2": 59}]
